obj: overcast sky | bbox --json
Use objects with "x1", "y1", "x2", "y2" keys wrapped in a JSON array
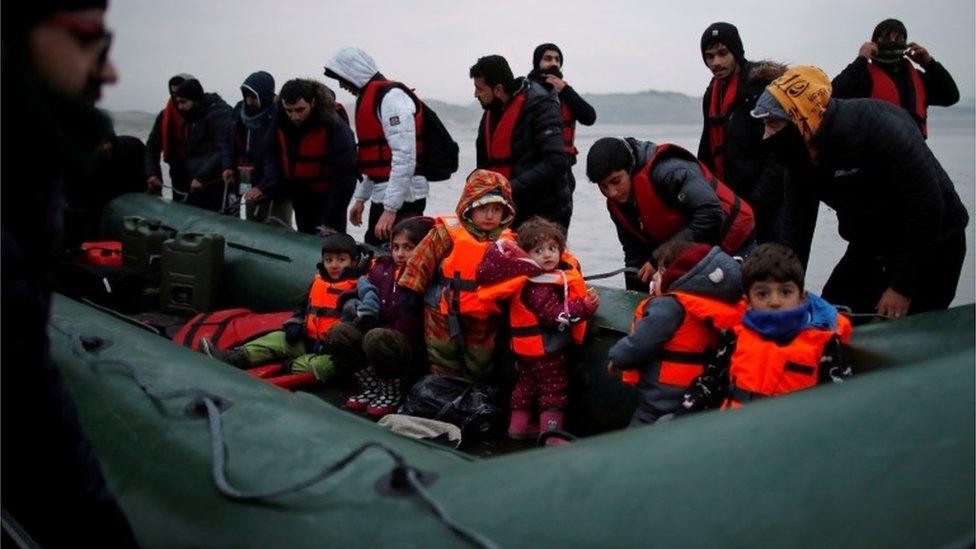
[{"x1": 101, "y1": 0, "x2": 975, "y2": 112}]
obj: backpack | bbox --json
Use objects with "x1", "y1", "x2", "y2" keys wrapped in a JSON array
[{"x1": 381, "y1": 84, "x2": 460, "y2": 182}]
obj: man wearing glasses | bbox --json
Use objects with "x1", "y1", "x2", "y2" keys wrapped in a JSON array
[{"x1": 2, "y1": 0, "x2": 137, "y2": 545}]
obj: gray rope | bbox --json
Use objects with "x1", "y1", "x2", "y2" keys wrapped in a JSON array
[
  {"x1": 50, "y1": 323, "x2": 499, "y2": 549},
  {"x1": 583, "y1": 267, "x2": 639, "y2": 281}
]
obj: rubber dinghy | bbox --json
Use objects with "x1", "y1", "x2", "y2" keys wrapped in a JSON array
[{"x1": 47, "y1": 194, "x2": 974, "y2": 548}]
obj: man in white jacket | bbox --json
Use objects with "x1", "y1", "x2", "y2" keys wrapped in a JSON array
[{"x1": 324, "y1": 47, "x2": 428, "y2": 245}]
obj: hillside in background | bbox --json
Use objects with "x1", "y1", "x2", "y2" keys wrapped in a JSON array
[{"x1": 110, "y1": 92, "x2": 975, "y2": 139}]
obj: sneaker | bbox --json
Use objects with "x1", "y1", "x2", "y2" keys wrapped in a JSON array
[{"x1": 199, "y1": 337, "x2": 217, "y2": 357}]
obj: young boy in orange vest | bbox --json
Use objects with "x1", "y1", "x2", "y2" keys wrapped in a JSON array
[
  {"x1": 684, "y1": 243, "x2": 852, "y2": 410},
  {"x1": 609, "y1": 242, "x2": 745, "y2": 425},
  {"x1": 476, "y1": 216, "x2": 600, "y2": 442},
  {"x1": 398, "y1": 169, "x2": 518, "y2": 381},
  {"x1": 202, "y1": 233, "x2": 360, "y2": 381}
]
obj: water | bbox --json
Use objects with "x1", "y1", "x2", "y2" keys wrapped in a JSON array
[{"x1": 117, "y1": 115, "x2": 975, "y2": 305}]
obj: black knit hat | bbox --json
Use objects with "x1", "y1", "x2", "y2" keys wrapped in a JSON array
[
  {"x1": 872, "y1": 18, "x2": 908, "y2": 42},
  {"x1": 174, "y1": 79, "x2": 205, "y2": 102},
  {"x1": 321, "y1": 232, "x2": 358, "y2": 256},
  {"x1": 700, "y1": 22, "x2": 745, "y2": 64},
  {"x1": 532, "y1": 43, "x2": 563, "y2": 70}
]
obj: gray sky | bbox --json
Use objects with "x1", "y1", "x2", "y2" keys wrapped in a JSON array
[{"x1": 102, "y1": 0, "x2": 975, "y2": 112}]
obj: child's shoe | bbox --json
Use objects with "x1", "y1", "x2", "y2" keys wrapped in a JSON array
[
  {"x1": 200, "y1": 338, "x2": 249, "y2": 369},
  {"x1": 540, "y1": 409, "x2": 568, "y2": 446},
  {"x1": 346, "y1": 368, "x2": 380, "y2": 411},
  {"x1": 508, "y1": 410, "x2": 539, "y2": 440},
  {"x1": 366, "y1": 377, "x2": 403, "y2": 418}
]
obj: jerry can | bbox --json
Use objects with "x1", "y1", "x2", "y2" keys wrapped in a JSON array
[
  {"x1": 160, "y1": 233, "x2": 225, "y2": 314},
  {"x1": 121, "y1": 216, "x2": 176, "y2": 268}
]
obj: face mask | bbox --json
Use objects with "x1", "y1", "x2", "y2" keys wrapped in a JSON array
[
  {"x1": 541, "y1": 66, "x2": 563, "y2": 79},
  {"x1": 874, "y1": 41, "x2": 907, "y2": 65},
  {"x1": 765, "y1": 122, "x2": 811, "y2": 167}
]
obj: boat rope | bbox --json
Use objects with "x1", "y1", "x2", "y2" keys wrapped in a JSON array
[
  {"x1": 1, "y1": 509, "x2": 42, "y2": 549},
  {"x1": 583, "y1": 266, "x2": 639, "y2": 281},
  {"x1": 50, "y1": 323, "x2": 500, "y2": 549}
]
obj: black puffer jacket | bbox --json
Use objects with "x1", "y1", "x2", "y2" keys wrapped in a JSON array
[
  {"x1": 697, "y1": 61, "x2": 785, "y2": 209},
  {"x1": 790, "y1": 98, "x2": 969, "y2": 297},
  {"x1": 146, "y1": 93, "x2": 231, "y2": 186},
  {"x1": 476, "y1": 77, "x2": 569, "y2": 227}
]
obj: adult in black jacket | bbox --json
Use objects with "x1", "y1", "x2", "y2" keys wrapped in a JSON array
[
  {"x1": 169, "y1": 79, "x2": 233, "y2": 211},
  {"x1": 754, "y1": 65, "x2": 968, "y2": 319},
  {"x1": 220, "y1": 70, "x2": 293, "y2": 223},
  {"x1": 527, "y1": 42, "x2": 596, "y2": 175},
  {"x1": 264, "y1": 78, "x2": 358, "y2": 234},
  {"x1": 145, "y1": 72, "x2": 193, "y2": 195},
  {"x1": 832, "y1": 18, "x2": 959, "y2": 137},
  {"x1": 1, "y1": 1, "x2": 137, "y2": 544},
  {"x1": 586, "y1": 137, "x2": 754, "y2": 292},
  {"x1": 471, "y1": 55, "x2": 570, "y2": 229},
  {"x1": 697, "y1": 22, "x2": 787, "y2": 244}
]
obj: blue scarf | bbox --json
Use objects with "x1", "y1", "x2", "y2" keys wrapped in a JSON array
[{"x1": 743, "y1": 293, "x2": 838, "y2": 343}]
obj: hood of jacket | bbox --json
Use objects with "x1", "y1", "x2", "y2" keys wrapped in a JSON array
[
  {"x1": 240, "y1": 71, "x2": 275, "y2": 112},
  {"x1": 667, "y1": 246, "x2": 743, "y2": 303},
  {"x1": 623, "y1": 138, "x2": 658, "y2": 173},
  {"x1": 324, "y1": 47, "x2": 379, "y2": 89},
  {"x1": 764, "y1": 65, "x2": 832, "y2": 161},
  {"x1": 455, "y1": 169, "x2": 516, "y2": 240},
  {"x1": 183, "y1": 92, "x2": 228, "y2": 121}
]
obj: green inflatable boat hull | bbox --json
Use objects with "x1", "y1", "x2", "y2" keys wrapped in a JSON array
[{"x1": 43, "y1": 194, "x2": 974, "y2": 547}]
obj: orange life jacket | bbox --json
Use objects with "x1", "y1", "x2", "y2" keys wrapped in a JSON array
[
  {"x1": 606, "y1": 143, "x2": 755, "y2": 254},
  {"x1": 278, "y1": 126, "x2": 332, "y2": 192},
  {"x1": 868, "y1": 61, "x2": 928, "y2": 138},
  {"x1": 509, "y1": 252, "x2": 589, "y2": 357},
  {"x1": 628, "y1": 292, "x2": 745, "y2": 388},
  {"x1": 160, "y1": 99, "x2": 186, "y2": 162},
  {"x1": 722, "y1": 314, "x2": 853, "y2": 408},
  {"x1": 482, "y1": 91, "x2": 528, "y2": 180},
  {"x1": 355, "y1": 78, "x2": 425, "y2": 181},
  {"x1": 561, "y1": 102, "x2": 578, "y2": 157},
  {"x1": 706, "y1": 75, "x2": 740, "y2": 180},
  {"x1": 304, "y1": 275, "x2": 357, "y2": 340},
  {"x1": 423, "y1": 216, "x2": 514, "y2": 320}
]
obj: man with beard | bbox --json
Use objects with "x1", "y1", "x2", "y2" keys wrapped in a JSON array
[
  {"x1": 526, "y1": 43, "x2": 596, "y2": 199},
  {"x1": 470, "y1": 54, "x2": 570, "y2": 229},
  {"x1": 754, "y1": 66, "x2": 968, "y2": 319},
  {"x1": 324, "y1": 46, "x2": 430, "y2": 245},
  {"x1": 220, "y1": 70, "x2": 293, "y2": 223},
  {"x1": 832, "y1": 18, "x2": 959, "y2": 138},
  {"x1": 2, "y1": 0, "x2": 138, "y2": 543},
  {"x1": 145, "y1": 73, "x2": 194, "y2": 195},
  {"x1": 697, "y1": 22, "x2": 787, "y2": 244},
  {"x1": 264, "y1": 78, "x2": 357, "y2": 234},
  {"x1": 157, "y1": 78, "x2": 233, "y2": 212}
]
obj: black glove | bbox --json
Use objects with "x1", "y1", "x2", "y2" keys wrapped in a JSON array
[{"x1": 283, "y1": 319, "x2": 304, "y2": 344}]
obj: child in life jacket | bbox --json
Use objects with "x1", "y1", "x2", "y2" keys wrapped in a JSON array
[
  {"x1": 684, "y1": 243, "x2": 852, "y2": 410},
  {"x1": 608, "y1": 242, "x2": 745, "y2": 425},
  {"x1": 397, "y1": 169, "x2": 517, "y2": 381},
  {"x1": 326, "y1": 217, "x2": 435, "y2": 418},
  {"x1": 475, "y1": 216, "x2": 600, "y2": 442},
  {"x1": 202, "y1": 233, "x2": 361, "y2": 381}
]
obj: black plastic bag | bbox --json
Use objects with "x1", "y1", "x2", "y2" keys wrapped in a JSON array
[{"x1": 399, "y1": 375, "x2": 503, "y2": 437}]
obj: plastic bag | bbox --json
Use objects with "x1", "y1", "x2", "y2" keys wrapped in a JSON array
[{"x1": 399, "y1": 375, "x2": 503, "y2": 437}]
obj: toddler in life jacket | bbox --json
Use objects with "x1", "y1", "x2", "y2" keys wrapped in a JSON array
[
  {"x1": 476, "y1": 216, "x2": 599, "y2": 443},
  {"x1": 609, "y1": 242, "x2": 745, "y2": 426},
  {"x1": 326, "y1": 217, "x2": 435, "y2": 418},
  {"x1": 397, "y1": 169, "x2": 517, "y2": 381},
  {"x1": 202, "y1": 233, "x2": 362, "y2": 381},
  {"x1": 684, "y1": 243, "x2": 852, "y2": 410}
]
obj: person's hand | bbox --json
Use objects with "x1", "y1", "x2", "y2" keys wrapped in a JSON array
[
  {"x1": 373, "y1": 210, "x2": 397, "y2": 241},
  {"x1": 146, "y1": 175, "x2": 163, "y2": 194},
  {"x1": 859, "y1": 41, "x2": 878, "y2": 59},
  {"x1": 545, "y1": 74, "x2": 567, "y2": 92},
  {"x1": 876, "y1": 287, "x2": 911, "y2": 319},
  {"x1": 222, "y1": 169, "x2": 235, "y2": 185},
  {"x1": 190, "y1": 179, "x2": 203, "y2": 192},
  {"x1": 906, "y1": 42, "x2": 932, "y2": 65},
  {"x1": 584, "y1": 287, "x2": 600, "y2": 312},
  {"x1": 349, "y1": 200, "x2": 365, "y2": 227},
  {"x1": 243, "y1": 187, "x2": 263, "y2": 202},
  {"x1": 498, "y1": 238, "x2": 528, "y2": 258},
  {"x1": 637, "y1": 261, "x2": 656, "y2": 284}
]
